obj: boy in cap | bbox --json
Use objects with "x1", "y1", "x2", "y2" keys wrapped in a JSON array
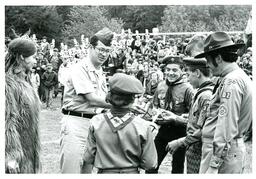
[
  {"x1": 82, "y1": 73, "x2": 157, "y2": 173},
  {"x1": 60, "y1": 27, "x2": 113, "y2": 173},
  {"x1": 194, "y1": 31, "x2": 252, "y2": 173},
  {"x1": 146, "y1": 56, "x2": 194, "y2": 173},
  {"x1": 165, "y1": 57, "x2": 214, "y2": 173}
]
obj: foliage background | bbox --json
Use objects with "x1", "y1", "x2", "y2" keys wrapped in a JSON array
[{"x1": 5, "y1": 5, "x2": 251, "y2": 47}]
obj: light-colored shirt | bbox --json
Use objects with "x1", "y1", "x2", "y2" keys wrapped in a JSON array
[
  {"x1": 202, "y1": 63, "x2": 252, "y2": 168},
  {"x1": 30, "y1": 73, "x2": 40, "y2": 89},
  {"x1": 62, "y1": 57, "x2": 108, "y2": 113},
  {"x1": 83, "y1": 112, "x2": 158, "y2": 170},
  {"x1": 58, "y1": 63, "x2": 70, "y2": 86}
]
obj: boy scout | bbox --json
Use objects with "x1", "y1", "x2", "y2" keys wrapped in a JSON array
[
  {"x1": 60, "y1": 28, "x2": 113, "y2": 173},
  {"x1": 165, "y1": 57, "x2": 214, "y2": 173},
  {"x1": 82, "y1": 73, "x2": 158, "y2": 173},
  {"x1": 146, "y1": 56, "x2": 194, "y2": 173},
  {"x1": 195, "y1": 32, "x2": 252, "y2": 173}
]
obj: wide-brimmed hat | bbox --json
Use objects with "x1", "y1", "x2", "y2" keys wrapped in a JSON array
[{"x1": 195, "y1": 32, "x2": 245, "y2": 58}]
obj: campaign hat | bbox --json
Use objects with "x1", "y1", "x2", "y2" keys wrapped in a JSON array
[{"x1": 195, "y1": 31, "x2": 244, "y2": 58}]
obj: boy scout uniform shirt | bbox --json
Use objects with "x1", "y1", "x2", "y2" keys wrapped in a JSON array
[
  {"x1": 202, "y1": 63, "x2": 252, "y2": 168},
  {"x1": 153, "y1": 80, "x2": 194, "y2": 140},
  {"x1": 62, "y1": 58, "x2": 108, "y2": 113},
  {"x1": 83, "y1": 112, "x2": 158, "y2": 170},
  {"x1": 182, "y1": 81, "x2": 214, "y2": 147}
]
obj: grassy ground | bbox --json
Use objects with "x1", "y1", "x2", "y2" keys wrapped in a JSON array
[{"x1": 39, "y1": 96, "x2": 252, "y2": 173}]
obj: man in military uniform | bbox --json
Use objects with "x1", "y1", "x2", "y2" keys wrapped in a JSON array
[
  {"x1": 60, "y1": 28, "x2": 113, "y2": 173},
  {"x1": 165, "y1": 57, "x2": 214, "y2": 173},
  {"x1": 195, "y1": 32, "x2": 252, "y2": 173},
  {"x1": 146, "y1": 56, "x2": 194, "y2": 173},
  {"x1": 82, "y1": 73, "x2": 157, "y2": 173}
]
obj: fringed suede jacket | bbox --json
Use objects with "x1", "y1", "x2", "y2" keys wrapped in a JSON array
[{"x1": 5, "y1": 71, "x2": 41, "y2": 173}]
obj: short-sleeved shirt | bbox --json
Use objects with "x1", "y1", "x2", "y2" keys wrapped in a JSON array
[
  {"x1": 83, "y1": 112, "x2": 158, "y2": 170},
  {"x1": 202, "y1": 63, "x2": 252, "y2": 168},
  {"x1": 62, "y1": 57, "x2": 108, "y2": 113}
]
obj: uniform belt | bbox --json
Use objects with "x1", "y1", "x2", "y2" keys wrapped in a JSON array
[
  {"x1": 98, "y1": 167, "x2": 139, "y2": 174},
  {"x1": 62, "y1": 109, "x2": 95, "y2": 119}
]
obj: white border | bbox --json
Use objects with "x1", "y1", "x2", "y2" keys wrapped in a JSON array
[{"x1": 0, "y1": 0, "x2": 255, "y2": 179}]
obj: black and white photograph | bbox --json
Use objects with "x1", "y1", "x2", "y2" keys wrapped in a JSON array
[{"x1": 3, "y1": 0, "x2": 253, "y2": 174}]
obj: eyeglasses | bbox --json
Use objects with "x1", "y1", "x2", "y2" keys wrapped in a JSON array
[{"x1": 95, "y1": 46, "x2": 112, "y2": 54}]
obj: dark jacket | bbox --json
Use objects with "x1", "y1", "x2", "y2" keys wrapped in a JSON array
[{"x1": 41, "y1": 71, "x2": 58, "y2": 89}]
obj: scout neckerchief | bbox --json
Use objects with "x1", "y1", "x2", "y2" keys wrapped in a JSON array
[
  {"x1": 164, "y1": 77, "x2": 183, "y2": 110},
  {"x1": 104, "y1": 112, "x2": 135, "y2": 133}
]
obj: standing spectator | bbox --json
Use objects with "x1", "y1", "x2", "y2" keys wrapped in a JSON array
[
  {"x1": 5, "y1": 38, "x2": 41, "y2": 173},
  {"x1": 49, "y1": 48, "x2": 61, "y2": 97},
  {"x1": 82, "y1": 73, "x2": 157, "y2": 173},
  {"x1": 40, "y1": 36, "x2": 50, "y2": 56},
  {"x1": 146, "y1": 56, "x2": 194, "y2": 174},
  {"x1": 58, "y1": 56, "x2": 70, "y2": 106},
  {"x1": 37, "y1": 64, "x2": 46, "y2": 102},
  {"x1": 41, "y1": 63, "x2": 58, "y2": 108},
  {"x1": 195, "y1": 32, "x2": 252, "y2": 173},
  {"x1": 36, "y1": 51, "x2": 48, "y2": 67},
  {"x1": 30, "y1": 67, "x2": 40, "y2": 94},
  {"x1": 60, "y1": 28, "x2": 113, "y2": 173}
]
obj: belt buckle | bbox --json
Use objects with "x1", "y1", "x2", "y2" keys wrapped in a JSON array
[
  {"x1": 81, "y1": 113, "x2": 84, "y2": 118},
  {"x1": 67, "y1": 111, "x2": 71, "y2": 115}
]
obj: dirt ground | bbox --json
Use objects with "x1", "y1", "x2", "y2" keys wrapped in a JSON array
[{"x1": 39, "y1": 96, "x2": 252, "y2": 174}]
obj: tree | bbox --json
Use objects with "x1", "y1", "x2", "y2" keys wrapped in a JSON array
[
  {"x1": 160, "y1": 5, "x2": 251, "y2": 33},
  {"x1": 5, "y1": 6, "x2": 64, "y2": 46},
  {"x1": 62, "y1": 6, "x2": 124, "y2": 46},
  {"x1": 104, "y1": 5, "x2": 166, "y2": 33}
]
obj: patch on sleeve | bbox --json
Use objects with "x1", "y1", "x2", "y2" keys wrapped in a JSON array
[
  {"x1": 225, "y1": 79, "x2": 237, "y2": 86},
  {"x1": 219, "y1": 105, "x2": 228, "y2": 117},
  {"x1": 221, "y1": 91, "x2": 231, "y2": 99}
]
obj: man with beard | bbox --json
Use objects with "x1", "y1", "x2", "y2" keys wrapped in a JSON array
[
  {"x1": 146, "y1": 56, "x2": 194, "y2": 173},
  {"x1": 60, "y1": 28, "x2": 113, "y2": 173}
]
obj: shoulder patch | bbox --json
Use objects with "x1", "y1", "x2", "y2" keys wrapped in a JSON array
[
  {"x1": 219, "y1": 105, "x2": 228, "y2": 117},
  {"x1": 221, "y1": 91, "x2": 231, "y2": 99}
]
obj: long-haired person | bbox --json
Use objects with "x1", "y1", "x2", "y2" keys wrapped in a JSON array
[{"x1": 5, "y1": 38, "x2": 41, "y2": 173}]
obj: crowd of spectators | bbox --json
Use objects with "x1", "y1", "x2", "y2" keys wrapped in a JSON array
[{"x1": 5, "y1": 31, "x2": 252, "y2": 108}]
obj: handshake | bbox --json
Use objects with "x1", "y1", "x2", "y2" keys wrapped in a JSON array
[{"x1": 152, "y1": 108, "x2": 188, "y2": 125}]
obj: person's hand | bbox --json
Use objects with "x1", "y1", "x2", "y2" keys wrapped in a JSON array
[
  {"x1": 161, "y1": 110, "x2": 177, "y2": 121},
  {"x1": 206, "y1": 167, "x2": 218, "y2": 174},
  {"x1": 6, "y1": 160, "x2": 20, "y2": 173},
  {"x1": 165, "y1": 140, "x2": 181, "y2": 154}
]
